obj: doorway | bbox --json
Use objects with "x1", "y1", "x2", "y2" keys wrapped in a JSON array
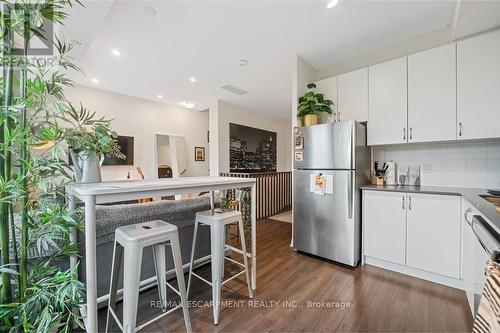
[{"x1": 155, "y1": 134, "x2": 188, "y2": 179}]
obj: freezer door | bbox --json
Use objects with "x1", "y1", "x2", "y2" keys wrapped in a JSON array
[
  {"x1": 293, "y1": 169, "x2": 358, "y2": 266},
  {"x1": 294, "y1": 121, "x2": 354, "y2": 170}
]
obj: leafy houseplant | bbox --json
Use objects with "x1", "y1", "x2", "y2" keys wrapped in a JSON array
[
  {"x1": 220, "y1": 189, "x2": 252, "y2": 248},
  {"x1": 297, "y1": 83, "x2": 334, "y2": 126},
  {"x1": 63, "y1": 105, "x2": 125, "y2": 183},
  {"x1": 0, "y1": 1, "x2": 121, "y2": 331}
]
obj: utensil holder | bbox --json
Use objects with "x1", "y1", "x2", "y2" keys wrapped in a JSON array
[{"x1": 371, "y1": 174, "x2": 384, "y2": 186}]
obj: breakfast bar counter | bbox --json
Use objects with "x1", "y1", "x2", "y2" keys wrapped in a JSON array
[{"x1": 67, "y1": 176, "x2": 257, "y2": 333}]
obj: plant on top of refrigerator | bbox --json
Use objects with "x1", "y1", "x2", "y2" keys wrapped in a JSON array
[{"x1": 297, "y1": 83, "x2": 334, "y2": 116}]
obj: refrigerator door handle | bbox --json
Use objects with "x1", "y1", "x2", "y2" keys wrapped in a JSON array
[{"x1": 348, "y1": 172, "x2": 353, "y2": 219}]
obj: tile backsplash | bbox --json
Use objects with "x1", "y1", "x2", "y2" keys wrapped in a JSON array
[{"x1": 373, "y1": 140, "x2": 500, "y2": 189}]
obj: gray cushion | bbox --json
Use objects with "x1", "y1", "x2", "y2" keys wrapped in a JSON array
[
  {"x1": 13, "y1": 194, "x2": 218, "y2": 260},
  {"x1": 94, "y1": 195, "x2": 216, "y2": 246}
]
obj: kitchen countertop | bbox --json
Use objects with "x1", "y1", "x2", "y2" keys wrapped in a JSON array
[{"x1": 361, "y1": 185, "x2": 500, "y2": 235}]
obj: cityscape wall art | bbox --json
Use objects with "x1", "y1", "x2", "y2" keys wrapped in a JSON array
[{"x1": 229, "y1": 123, "x2": 277, "y2": 172}]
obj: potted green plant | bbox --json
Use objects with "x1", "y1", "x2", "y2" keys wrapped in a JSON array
[
  {"x1": 63, "y1": 105, "x2": 125, "y2": 183},
  {"x1": 0, "y1": 1, "x2": 122, "y2": 331},
  {"x1": 297, "y1": 83, "x2": 334, "y2": 126}
]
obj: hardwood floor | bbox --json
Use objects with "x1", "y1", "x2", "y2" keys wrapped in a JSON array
[{"x1": 99, "y1": 219, "x2": 473, "y2": 332}]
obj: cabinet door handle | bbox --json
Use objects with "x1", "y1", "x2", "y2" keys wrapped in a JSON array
[
  {"x1": 403, "y1": 128, "x2": 406, "y2": 141},
  {"x1": 402, "y1": 196, "x2": 405, "y2": 210},
  {"x1": 409, "y1": 127, "x2": 413, "y2": 140},
  {"x1": 464, "y1": 207, "x2": 472, "y2": 226},
  {"x1": 459, "y1": 122, "x2": 463, "y2": 137},
  {"x1": 408, "y1": 196, "x2": 412, "y2": 210}
]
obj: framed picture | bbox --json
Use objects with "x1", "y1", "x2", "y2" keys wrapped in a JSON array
[
  {"x1": 229, "y1": 123, "x2": 277, "y2": 172},
  {"x1": 195, "y1": 147, "x2": 205, "y2": 161}
]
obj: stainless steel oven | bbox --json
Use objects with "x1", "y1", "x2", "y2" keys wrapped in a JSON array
[{"x1": 471, "y1": 215, "x2": 500, "y2": 314}]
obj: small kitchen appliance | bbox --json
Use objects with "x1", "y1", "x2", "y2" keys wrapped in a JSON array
[{"x1": 384, "y1": 161, "x2": 397, "y2": 185}]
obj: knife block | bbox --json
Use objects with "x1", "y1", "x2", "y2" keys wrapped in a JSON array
[{"x1": 371, "y1": 174, "x2": 384, "y2": 186}]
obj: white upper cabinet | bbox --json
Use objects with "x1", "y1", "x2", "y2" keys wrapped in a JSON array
[
  {"x1": 457, "y1": 29, "x2": 500, "y2": 140},
  {"x1": 368, "y1": 57, "x2": 408, "y2": 146},
  {"x1": 408, "y1": 44, "x2": 457, "y2": 143},
  {"x1": 338, "y1": 68, "x2": 368, "y2": 122},
  {"x1": 315, "y1": 76, "x2": 338, "y2": 118},
  {"x1": 406, "y1": 194, "x2": 461, "y2": 279}
]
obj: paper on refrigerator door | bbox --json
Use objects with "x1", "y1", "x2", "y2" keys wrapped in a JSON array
[
  {"x1": 310, "y1": 174, "x2": 333, "y2": 195},
  {"x1": 295, "y1": 151, "x2": 303, "y2": 161}
]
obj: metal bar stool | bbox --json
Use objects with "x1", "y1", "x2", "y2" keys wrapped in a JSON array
[
  {"x1": 187, "y1": 190, "x2": 253, "y2": 325},
  {"x1": 106, "y1": 220, "x2": 192, "y2": 333}
]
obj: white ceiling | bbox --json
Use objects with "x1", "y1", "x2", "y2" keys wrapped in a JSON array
[{"x1": 61, "y1": 1, "x2": 499, "y2": 118}]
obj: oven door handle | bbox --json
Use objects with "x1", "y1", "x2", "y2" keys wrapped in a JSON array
[
  {"x1": 474, "y1": 228, "x2": 493, "y2": 257},
  {"x1": 472, "y1": 216, "x2": 495, "y2": 257}
]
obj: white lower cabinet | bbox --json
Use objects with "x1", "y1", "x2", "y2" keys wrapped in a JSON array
[
  {"x1": 406, "y1": 194, "x2": 461, "y2": 278},
  {"x1": 363, "y1": 191, "x2": 406, "y2": 265},
  {"x1": 363, "y1": 190, "x2": 462, "y2": 282}
]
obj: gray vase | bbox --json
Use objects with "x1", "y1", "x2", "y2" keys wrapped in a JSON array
[{"x1": 70, "y1": 150, "x2": 104, "y2": 184}]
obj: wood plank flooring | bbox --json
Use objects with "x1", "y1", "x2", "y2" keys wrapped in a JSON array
[{"x1": 98, "y1": 219, "x2": 473, "y2": 332}]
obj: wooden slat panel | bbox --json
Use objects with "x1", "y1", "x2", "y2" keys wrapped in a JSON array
[{"x1": 221, "y1": 171, "x2": 292, "y2": 220}]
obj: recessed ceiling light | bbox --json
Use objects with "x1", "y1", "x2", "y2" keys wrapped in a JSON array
[
  {"x1": 90, "y1": 78, "x2": 99, "y2": 84},
  {"x1": 111, "y1": 49, "x2": 121, "y2": 56},
  {"x1": 181, "y1": 101, "x2": 195, "y2": 109},
  {"x1": 189, "y1": 77, "x2": 197, "y2": 83},
  {"x1": 157, "y1": 94, "x2": 163, "y2": 99},
  {"x1": 327, "y1": 0, "x2": 338, "y2": 8},
  {"x1": 142, "y1": 5, "x2": 157, "y2": 17},
  {"x1": 238, "y1": 59, "x2": 248, "y2": 66}
]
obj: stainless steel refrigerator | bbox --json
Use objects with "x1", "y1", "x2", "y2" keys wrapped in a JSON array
[{"x1": 293, "y1": 121, "x2": 370, "y2": 267}]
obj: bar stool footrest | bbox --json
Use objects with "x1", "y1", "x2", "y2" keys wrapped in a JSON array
[
  {"x1": 165, "y1": 280, "x2": 181, "y2": 297},
  {"x1": 108, "y1": 308, "x2": 124, "y2": 332},
  {"x1": 191, "y1": 271, "x2": 213, "y2": 286},
  {"x1": 224, "y1": 256, "x2": 245, "y2": 268},
  {"x1": 136, "y1": 304, "x2": 182, "y2": 332},
  {"x1": 108, "y1": 302, "x2": 183, "y2": 333},
  {"x1": 221, "y1": 270, "x2": 245, "y2": 286}
]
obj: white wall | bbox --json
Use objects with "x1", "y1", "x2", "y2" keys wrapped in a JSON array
[
  {"x1": 315, "y1": 27, "x2": 453, "y2": 80},
  {"x1": 65, "y1": 85, "x2": 210, "y2": 180},
  {"x1": 292, "y1": 55, "x2": 316, "y2": 128},
  {"x1": 156, "y1": 135, "x2": 171, "y2": 166},
  {"x1": 208, "y1": 100, "x2": 220, "y2": 176},
  {"x1": 209, "y1": 99, "x2": 292, "y2": 175},
  {"x1": 373, "y1": 141, "x2": 500, "y2": 189},
  {"x1": 290, "y1": 55, "x2": 317, "y2": 245}
]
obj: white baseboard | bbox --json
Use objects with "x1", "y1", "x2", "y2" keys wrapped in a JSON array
[{"x1": 364, "y1": 256, "x2": 465, "y2": 290}]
